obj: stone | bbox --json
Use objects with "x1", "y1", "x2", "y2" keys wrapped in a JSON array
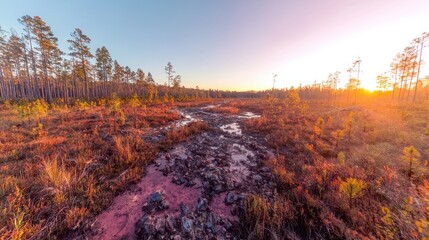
[
  {"x1": 223, "y1": 219, "x2": 233, "y2": 230},
  {"x1": 155, "y1": 217, "x2": 166, "y2": 235},
  {"x1": 158, "y1": 200, "x2": 169, "y2": 211},
  {"x1": 205, "y1": 212, "x2": 216, "y2": 232},
  {"x1": 172, "y1": 235, "x2": 182, "y2": 240},
  {"x1": 181, "y1": 217, "x2": 194, "y2": 235},
  {"x1": 165, "y1": 215, "x2": 176, "y2": 234},
  {"x1": 180, "y1": 203, "x2": 190, "y2": 217},
  {"x1": 135, "y1": 215, "x2": 154, "y2": 239},
  {"x1": 142, "y1": 192, "x2": 169, "y2": 213},
  {"x1": 172, "y1": 176, "x2": 186, "y2": 185},
  {"x1": 185, "y1": 179, "x2": 196, "y2": 187},
  {"x1": 214, "y1": 185, "x2": 223, "y2": 193},
  {"x1": 225, "y1": 192, "x2": 236, "y2": 205},
  {"x1": 196, "y1": 198, "x2": 208, "y2": 212},
  {"x1": 253, "y1": 174, "x2": 263, "y2": 182},
  {"x1": 149, "y1": 192, "x2": 162, "y2": 203}
]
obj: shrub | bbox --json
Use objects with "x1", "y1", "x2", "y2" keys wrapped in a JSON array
[{"x1": 339, "y1": 178, "x2": 366, "y2": 207}]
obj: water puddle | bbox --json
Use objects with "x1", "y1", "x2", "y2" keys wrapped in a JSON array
[
  {"x1": 201, "y1": 104, "x2": 220, "y2": 109},
  {"x1": 227, "y1": 144, "x2": 255, "y2": 182},
  {"x1": 239, "y1": 112, "x2": 261, "y2": 119},
  {"x1": 174, "y1": 110, "x2": 198, "y2": 127},
  {"x1": 220, "y1": 123, "x2": 242, "y2": 135}
]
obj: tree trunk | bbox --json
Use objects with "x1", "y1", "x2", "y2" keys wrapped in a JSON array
[{"x1": 413, "y1": 40, "x2": 424, "y2": 102}]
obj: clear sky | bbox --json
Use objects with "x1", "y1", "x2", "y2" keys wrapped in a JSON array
[{"x1": 1, "y1": 0, "x2": 428, "y2": 91}]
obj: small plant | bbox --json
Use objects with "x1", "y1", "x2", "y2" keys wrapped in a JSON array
[
  {"x1": 110, "y1": 94, "x2": 125, "y2": 132},
  {"x1": 65, "y1": 207, "x2": 87, "y2": 230},
  {"x1": 331, "y1": 129, "x2": 345, "y2": 146},
  {"x1": 129, "y1": 94, "x2": 141, "y2": 128},
  {"x1": 75, "y1": 99, "x2": 90, "y2": 110},
  {"x1": 11, "y1": 209, "x2": 25, "y2": 240},
  {"x1": 31, "y1": 123, "x2": 46, "y2": 138},
  {"x1": 31, "y1": 99, "x2": 49, "y2": 124},
  {"x1": 15, "y1": 103, "x2": 31, "y2": 124},
  {"x1": 401, "y1": 146, "x2": 421, "y2": 180},
  {"x1": 313, "y1": 117, "x2": 324, "y2": 137},
  {"x1": 52, "y1": 99, "x2": 69, "y2": 124},
  {"x1": 42, "y1": 157, "x2": 73, "y2": 204},
  {"x1": 337, "y1": 151, "x2": 346, "y2": 165},
  {"x1": 342, "y1": 112, "x2": 356, "y2": 143},
  {"x1": 339, "y1": 177, "x2": 366, "y2": 207}
]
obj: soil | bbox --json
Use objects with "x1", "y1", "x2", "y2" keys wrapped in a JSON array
[{"x1": 87, "y1": 104, "x2": 275, "y2": 239}]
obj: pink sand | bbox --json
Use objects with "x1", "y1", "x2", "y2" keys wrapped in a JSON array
[
  {"x1": 210, "y1": 193, "x2": 239, "y2": 222},
  {"x1": 90, "y1": 166, "x2": 201, "y2": 240}
]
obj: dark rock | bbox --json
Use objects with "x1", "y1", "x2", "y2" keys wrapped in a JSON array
[
  {"x1": 181, "y1": 217, "x2": 194, "y2": 236},
  {"x1": 180, "y1": 203, "x2": 190, "y2": 217},
  {"x1": 225, "y1": 192, "x2": 236, "y2": 205},
  {"x1": 196, "y1": 198, "x2": 208, "y2": 212},
  {"x1": 149, "y1": 192, "x2": 162, "y2": 203},
  {"x1": 214, "y1": 185, "x2": 223, "y2": 193},
  {"x1": 202, "y1": 181, "x2": 210, "y2": 189},
  {"x1": 185, "y1": 179, "x2": 196, "y2": 187},
  {"x1": 159, "y1": 200, "x2": 169, "y2": 211},
  {"x1": 135, "y1": 215, "x2": 154, "y2": 239},
  {"x1": 142, "y1": 192, "x2": 169, "y2": 213},
  {"x1": 205, "y1": 212, "x2": 216, "y2": 232},
  {"x1": 165, "y1": 215, "x2": 176, "y2": 234},
  {"x1": 172, "y1": 235, "x2": 182, "y2": 240},
  {"x1": 253, "y1": 174, "x2": 263, "y2": 182},
  {"x1": 172, "y1": 176, "x2": 186, "y2": 185},
  {"x1": 223, "y1": 219, "x2": 233, "y2": 230},
  {"x1": 155, "y1": 217, "x2": 166, "y2": 235}
]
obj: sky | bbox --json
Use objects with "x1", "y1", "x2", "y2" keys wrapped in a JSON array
[{"x1": 1, "y1": 0, "x2": 429, "y2": 91}]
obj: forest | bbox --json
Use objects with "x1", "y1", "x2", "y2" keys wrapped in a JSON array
[{"x1": 0, "y1": 15, "x2": 428, "y2": 240}]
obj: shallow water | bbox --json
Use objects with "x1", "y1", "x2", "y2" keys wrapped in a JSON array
[{"x1": 220, "y1": 122, "x2": 242, "y2": 135}]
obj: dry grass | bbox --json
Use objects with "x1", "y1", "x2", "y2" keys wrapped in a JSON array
[
  {"x1": 239, "y1": 96, "x2": 429, "y2": 239},
  {"x1": 0, "y1": 98, "x2": 207, "y2": 239}
]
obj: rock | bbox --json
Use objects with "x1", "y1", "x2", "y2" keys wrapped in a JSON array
[
  {"x1": 155, "y1": 216, "x2": 166, "y2": 235},
  {"x1": 253, "y1": 174, "x2": 263, "y2": 182},
  {"x1": 214, "y1": 185, "x2": 223, "y2": 193},
  {"x1": 196, "y1": 198, "x2": 208, "y2": 212},
  {"x1": 142, "y1": 192, "x2": 169, "y2": 213},
  {"x1": 158, "y1": 200, "x2": 169, "y2": 211},
  {"x1": 135, "y1": 215, "x2": 154, "y2": 239},
  {"x1": 181, "y1": 217, "x2": 194, "y2": 236},
  {"x1": 172, "y1": 235, "x2": 182, "y2": 240},
  {"x1": 202, "y1": 181, "x2": 210, "y2": 189},
  {"x1": 225, "y1": 192, "x2": 236, "y2": 205},
  {"x1": 149, "y1": 192, "x2": 162, "y2": 203},
  {"x1": 180, "y1": 203, "x2": 190, "y2": 217},
  {"x1": 172, "y1": 176, "x2": 186, "y2": 185},
  {"x1": 223, "y1": 219, "x2": 233, "y2": 230},
  {"x1": 205, "y1": 212, "x2": 216, "y2": 232},
  {"x1": 185, "y1": 179, "x2": 196, "y2": 187},
  {"x1": 161, "y1": 166, "x2": 171, "y2": 176},
  {"x1": 165, "y1": 215, "x2": 176, "y2": 234}
]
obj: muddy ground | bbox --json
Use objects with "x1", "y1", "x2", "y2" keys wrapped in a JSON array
[{"x1": 87, "y1": 104, "x2": 276, "y2": 240}]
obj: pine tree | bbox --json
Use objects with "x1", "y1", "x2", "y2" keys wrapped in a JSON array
[
  {"x1": 95, "y1": 46, "x2": 112, "y2": 96},
  {"x1": 68, "y1": 28, "x2": 93, "y2": 99},
  {"x1": 31, "y1": 16, "x2": 61, "y2": 103}
]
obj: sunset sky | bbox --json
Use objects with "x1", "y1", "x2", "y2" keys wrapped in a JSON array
[{"x1": 1, "y1": 0, "x2": 428, "y2": 91}]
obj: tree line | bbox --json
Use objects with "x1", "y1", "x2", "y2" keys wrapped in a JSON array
[
  {"x1": 0, "y1": 15, "x2": 230, "y2": 103},
  {"x1": 1, "y1": 15, "x2": 428, "y2": 104}
]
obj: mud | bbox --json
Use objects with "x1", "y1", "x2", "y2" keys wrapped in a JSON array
[{"x1": 88, "y1": 103, "x2": 275, "y2": 239}]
